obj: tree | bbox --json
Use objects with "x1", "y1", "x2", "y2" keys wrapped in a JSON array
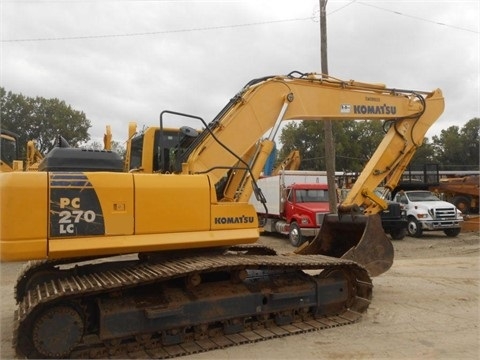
[
  {"x1": 278, "y1": 120, "x2": 386, "y2": 172},
  {"x1": 0, "y1": 88, "x2": 91, "y2": 159},
  {"x1": 340, "y1": 120, "x2": 384, "y2": 172},
  {"x1": 278, "y1": 121, "x2": 327, "y2": 170},
  {"x1": 277, "y1": 117, "x2": 479, "y2": 173},
  {"x1": 410, "y1": 137, "x2": 435, "y2": 165},
  {"x1": 431, "y1": 118, "x2": 479, "y2": 171},
  {"x1": 432, "y1": 126, "x2": 462, "y2": 167},
  {"x1": 87, "y1": 140, "x2": 126, "y2": 160},
  {"x1": 460, "y1": 118, "x2": 480, "y2": 167}
]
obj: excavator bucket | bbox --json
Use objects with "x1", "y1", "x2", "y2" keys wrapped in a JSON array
[{"x1": 296, "y1": 213, "x2": 394, "y2": 276}]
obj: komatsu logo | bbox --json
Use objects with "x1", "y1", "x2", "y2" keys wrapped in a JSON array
[
  {"x1": 354, "y1": 104, "x2": 397, "y2": 115},
  {"x1": 215, "y1": 216, "x2": 255, "y2": 224}
]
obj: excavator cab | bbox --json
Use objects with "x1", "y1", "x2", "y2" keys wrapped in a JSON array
[{"x1": 0, "y1": 129, "x2": 21, "y2": 171}]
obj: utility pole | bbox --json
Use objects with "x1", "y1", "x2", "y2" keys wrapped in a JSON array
[{"x1": 319, "y1": 0, "x2": 338, "y2": 213}]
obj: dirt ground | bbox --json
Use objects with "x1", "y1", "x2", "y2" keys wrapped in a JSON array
[{"x1": 1, "y1": 230, "x2": 479, "y2": 359}]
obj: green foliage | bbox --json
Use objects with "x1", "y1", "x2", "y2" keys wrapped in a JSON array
[
  {"x1": 0, "y1": 88, "x2": 91, "y2": 159},
  {"x1": 277, "y1": 118, "x2": 479, "y2": 172},
  {"x1": 278, "y1": 120, "x2": 385, "y2": 172},
  {"x1": 87, "y1": 140, "x2": 126, "y2": 160},
  {"x1": 410, "y1": 137, "x2": 435, "y2": 165},
  {"x1": 431, "y1": 118, "x2": 479, "y2": 170},
  {"x1": 462, "y1": 118, "x2": 480, "y2": 165},
  {"x1": 110, "y1": 141, "x2": 127, "y2": 159}
]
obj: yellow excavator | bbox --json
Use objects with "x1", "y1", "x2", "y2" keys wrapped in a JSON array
[
  {"x1": 0, "y1": 72, "x2": 444, "y2": 359},
  {"x1": 25, "y1": 140, "x2": 44, "y2": 171},
  {"x1": 272, "y1": 149, "x2": 301, "y2": 175},
  {"x1": 0, "y1": 129, "x2": 44, "y2": 172},
  {"x1": 122, "y1": 122, "x2": 202, "y2": 173},
  {"x1": 0, "y1": 129, "x2": 23, "y2": 171}
]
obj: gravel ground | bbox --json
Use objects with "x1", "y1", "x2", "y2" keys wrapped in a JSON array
[{"x1": 1, "y1": 230, "x2": 479, "y2": 359}]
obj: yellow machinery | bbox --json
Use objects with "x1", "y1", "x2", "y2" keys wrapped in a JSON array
[
  {"x1": 431, "y1": 175, "x2": 479, "y2": 214},
  {"x1": 272, "y1": 149, "x2": 301, "y2": 175},
  {"x1": 103, "y1": 125, "x2": 112, "y2": 150},
  {"x1": 25, "y1": 140, "x2": 44, "y2": 171},
  {"x1": 0, "y1": 129, "x2": 44, "y2": 172},
  {"x1": 124, "y1": 122, "x2": 201, "y2": 173},
  {"x1": 0, "y1": 129, "x2": 23, "y2": 171},
  {"x1": 0, "y1": 72, "x2": 444, "y2": 359}
]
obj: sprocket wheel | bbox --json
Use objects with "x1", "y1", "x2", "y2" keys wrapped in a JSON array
[{"x1": 32, "y1": 304, "x2": 84, "y2": 358}]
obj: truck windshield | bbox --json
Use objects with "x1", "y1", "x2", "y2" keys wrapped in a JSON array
[
  {"x1": 407, "y1": 191, "x2": 440, "y2": 202},
  {"x1": 295, "y1": 189, "x2": 328, "y2": 203}
]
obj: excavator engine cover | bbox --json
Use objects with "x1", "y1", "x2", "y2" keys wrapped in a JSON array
[
  {"x1": 296, "y1": 213, "x2": 393, "y2": 276},
  {"x1": 38, "y1": 147, "x2": 124, "y2": 172}
]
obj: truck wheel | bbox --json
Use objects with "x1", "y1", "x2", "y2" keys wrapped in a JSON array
[
  {"x1": 452, "y1": 196, "x2": 470, "y2": 214},
  {"x1": 390, "y1": 228, "x2": 406, "y2": 240},
  {"x1": 289, "y1": 222, "x2": 304, "y2": 247},
  {"x1": 444, "y1": 228, "x2": 461, "y2": 237},
  {"x1": 407, "y1": 217, "x2": 423, "y2": 237}
]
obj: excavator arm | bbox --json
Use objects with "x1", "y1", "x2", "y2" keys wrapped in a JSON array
[
  {"x1": 272, "y1": 149, "x2": 301, "y2": 175},
  {"x1": 180, "y1": 72, "x2": 444, "y2": 214},
  {"x1": 25, "y1": 140, "x2": 44, "y2": 171},
  {"x1": 179, "y1": 72, "x2": 444, "y2": 275}
]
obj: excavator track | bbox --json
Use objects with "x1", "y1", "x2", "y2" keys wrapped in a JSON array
[
  {"x1": 14, "y1": 250, "x2": 372, "y2": 359},
  {"x1": 15, "y1": 257, "x2": 106, "y2": 303}
]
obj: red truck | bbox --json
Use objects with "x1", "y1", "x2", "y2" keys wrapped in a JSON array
[{"x1": 250, "y1": 171, "x2": 330, "y2": 247}]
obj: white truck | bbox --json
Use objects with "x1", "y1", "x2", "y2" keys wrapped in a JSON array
[
  {"x1": 393, "y1": 190, "x2": 463, "y2": 237},
  {"x1": 251, "y1": 171, "x2": 330, "y2": 247}
]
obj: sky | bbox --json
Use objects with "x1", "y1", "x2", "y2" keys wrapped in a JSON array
[{"x1": 1, "y1": 0, "x2": 479, "y2": 146}]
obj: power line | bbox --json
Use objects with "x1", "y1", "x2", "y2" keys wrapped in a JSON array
[
  {"x1": 357, "y1": 1, "x2": 479, "y2": 34},
  {"x1": 328, "y1": 0, "x2": 357, "y2": 15},
  {"x1": 1, "y1": 17, "x2": 313, "y2": 43},
  {"x1": 2, "y1": 0, "x2": 223, "y2": 2},
  {"x1": 2, "y1": 2, "x2": 477, "y2": 43}
]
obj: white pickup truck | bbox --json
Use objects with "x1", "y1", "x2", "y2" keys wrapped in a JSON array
[{"x1": 393, "y1": 190, "x2": 463, "y2": 237}]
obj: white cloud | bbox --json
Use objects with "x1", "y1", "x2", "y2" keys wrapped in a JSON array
[{"x1": 1, "y1": 0, "x2": 478, "y2": 144}]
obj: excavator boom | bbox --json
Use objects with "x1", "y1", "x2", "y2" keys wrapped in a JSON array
[
  {"x1": 175, "y1": 72, "x2": 443, "y2": 275},
  {"x1": 179, "y1": 73, "x2": 444, "y2": 212}
]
